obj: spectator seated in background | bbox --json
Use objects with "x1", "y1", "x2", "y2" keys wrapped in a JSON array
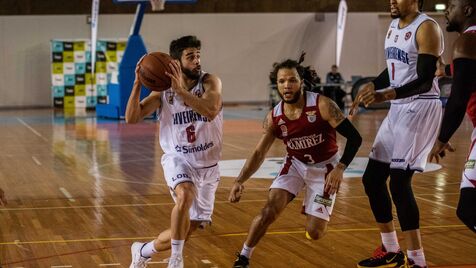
[{"x1": 325, "y1": 64, "x2": 346, "y2": 110}]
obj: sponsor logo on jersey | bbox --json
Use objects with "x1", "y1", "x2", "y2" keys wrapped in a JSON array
[
  {"x1": 316, "y1": 207, "x2": 324, "y2": 214},
  {"x1": 465, "y1": 159, "x2": 476, "y2": 169},
  {"x1": 166, "y1": 91, "x2": 174, "y2": 104},
  {"x1": 306, "y1": 111, "x2": 317, "y2": 123},
  {"x1": 287, "y1": 134, "x2": 324, "y2": 150},
  {"x1": 171, "y1": 173, "x2": 190, "y2": 181},
  {"x1": 405, "y1": 31, "x2": 412, "y2": 41},
  {"x1": 394, "y1": 34, "x2": 399, "y2": 42},
  {"x1": 175, "y1": 142, "x2": 214, "y2": 154},
  {"x1": 314, "y1": 194, "x2": 333, "y2": 207},
  {"x1": 385, "y1": 47, "x2": 409, "y2": 64},
  {"x1": 173, "y1": 110, "x2": 209, "y2": 125},
  {"x1": 387, "y1": 30, "x2": 392, "y2": 39},
  {"x1": 280, "y1": 125, "x2": 288, "y2": 137}
]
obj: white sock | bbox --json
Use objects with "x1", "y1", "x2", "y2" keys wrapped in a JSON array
[
  {"x1": 407, "y1": 248, "x2": 426, "y2": 267},
  {"x1": 140, "y1": 240, "x2": 157, "y2": 258},
  {"x1": 381, "y1": 231, "x2": 400, "y2": 253},
  {"x1": 171, "y1": 239, "x2": 185, "y2": 256},
  {"x1": 240, "y1": 243, "x2": 254, "y2": 259}
]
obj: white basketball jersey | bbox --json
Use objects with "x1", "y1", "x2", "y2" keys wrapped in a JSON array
[
  {"x1": 384, "y1": 13, "x2": 444, "y2": 103},
  {"x1": 157, "y1": 72, "x2": 223, "y2": 168}
]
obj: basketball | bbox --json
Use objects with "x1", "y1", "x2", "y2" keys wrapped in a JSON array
[{"x1": 138, "y1": 52, "x2": 173, "y2": 92}]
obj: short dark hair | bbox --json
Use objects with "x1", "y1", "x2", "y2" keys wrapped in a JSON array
[
  {"x1": 169, "y1": 35, "x2": 201, "y2": 60},
  {"x1": 269, "y1": 59, "x2": 305, "y2": 84}
]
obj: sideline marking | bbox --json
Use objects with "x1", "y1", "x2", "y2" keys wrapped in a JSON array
[
  {"x1": 16, "y1": 118, "x2": 48, "y2": 142},
  {"x1": 59, "y1": 188, "x2": 75, "y2": 202}
]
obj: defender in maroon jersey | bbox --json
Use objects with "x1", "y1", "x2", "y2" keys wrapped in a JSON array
[
  {"x1": 229, "y1": 58, "x2": 362, "y2": 268},
  {"x1": 429, "y1": 0, "x2": 476, "y2": 235}
]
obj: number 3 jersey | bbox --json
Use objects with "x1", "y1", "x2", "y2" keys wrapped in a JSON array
[
  {"x1": 157, "y1": 72, "x2": 223, "y2": 168},
  {"x1": 272, "y1": 91, "x2": 338, "y2": 164}
]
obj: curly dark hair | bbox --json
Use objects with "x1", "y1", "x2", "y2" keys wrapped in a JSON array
[
  {"x1": 169, "y1": 35, "x2": 201, "y2": 60},
  {"x1": 269, "y1": 51, "x2": 321, "y2": 92}
]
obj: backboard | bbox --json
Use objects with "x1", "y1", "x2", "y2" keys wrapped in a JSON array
[{"x1": 113, "y1": 0, "x2": 196, "y2": 3}]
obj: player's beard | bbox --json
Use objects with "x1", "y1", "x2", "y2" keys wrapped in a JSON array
[
  {"x1": 390, "y1": 13, "x2": 400, "y2": 19},
  {"x1": 278, "y1": 90, "x2": 302, "y2": 104},
  {"x1": 390, "y1": 5, "x2": 400, "y2": 19},
  {"x1": 181, "y1": 64, "x2": 201, "y2": 80},
  {"x1": 445, "y1": 17, "x2": 459, "y2": 32}
]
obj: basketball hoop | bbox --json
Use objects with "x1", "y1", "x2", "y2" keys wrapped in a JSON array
[{"x1": 150, "y1": 0, "x2": 166, "y2": 11}]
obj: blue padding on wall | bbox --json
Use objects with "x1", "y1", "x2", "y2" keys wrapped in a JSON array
[{"x1": 96, "y1": 34, "x2": 149, "y2": 119}]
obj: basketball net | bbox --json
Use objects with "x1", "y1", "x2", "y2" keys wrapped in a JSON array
[{"x1": 150, "y1": 0, "x2": 166, "y2": 11}]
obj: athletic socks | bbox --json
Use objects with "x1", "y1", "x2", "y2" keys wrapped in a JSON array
[
  {"x1": 171, "y1": 239, "x2": 185, "y2": 256},
  {"x1": 407, "y1": 248, "x2": 426, "y2": 267},
  {"x1": 140, "y1": 240, "x2": 158, "y2": 258},
  {"x1": 381, "y1": 231, "x2": 400, "y2": 253},
  {"x1": 240, "y1": 243, "x2": 255, "y2": 259}
]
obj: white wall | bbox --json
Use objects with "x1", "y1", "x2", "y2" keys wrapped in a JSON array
[{"x1": 0, "y1": 12, "x2": 458, "y2": 108}]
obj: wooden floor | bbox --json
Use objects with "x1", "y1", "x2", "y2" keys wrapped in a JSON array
[{"x1": 0, "y1": 107, "x2": 475, "y2": 268}]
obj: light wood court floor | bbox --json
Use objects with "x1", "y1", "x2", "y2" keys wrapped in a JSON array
[{"x1": 0, "y1": 107, "x2": 475, "y2": 267}]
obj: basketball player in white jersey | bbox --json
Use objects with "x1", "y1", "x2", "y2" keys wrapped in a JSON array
[
  {"x1": 429, "y1": 0, "x2": 476, "y2": 234},
  {"x1": 125, "y1": 35, "x2": 223, "y2": 268},
  {"x1": 350, "y1": 0, "x2": 444, "y2": 267}
]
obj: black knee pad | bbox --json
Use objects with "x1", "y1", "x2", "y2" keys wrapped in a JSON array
[
  {"x1": 362, "y1": 159, "x2": 392, "y2": 223},
  {"x1": 457, "y1": 188, "x2": 476, "y2": 233},
  {"x1": 389, "y1": 169, "x2": 419, "y2": 231}
]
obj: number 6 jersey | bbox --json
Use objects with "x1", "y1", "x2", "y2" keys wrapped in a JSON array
[{"x1": 157, "y1": 72, "x2": 223, "y2": 168}]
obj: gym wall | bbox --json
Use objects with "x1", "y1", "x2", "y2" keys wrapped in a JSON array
[{"x1": 0, "y1": 12, "x2": 456, "y2": 108}]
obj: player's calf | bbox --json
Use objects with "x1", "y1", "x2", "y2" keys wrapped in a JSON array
[{"x1": 456, "y1": 188, "x2": 476, "y2": 233}]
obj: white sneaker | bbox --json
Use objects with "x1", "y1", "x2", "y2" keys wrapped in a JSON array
[
  {"x1": 167, "y1": 254, "x2": 184, "y2": 268},
  {"x1": 130, "y1": 242, "x2": 151, "y2": 268}
]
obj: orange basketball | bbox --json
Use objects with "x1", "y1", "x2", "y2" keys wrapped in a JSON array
[{"x1": 138, "y1": 52, "x2": 173, "y2": 92}]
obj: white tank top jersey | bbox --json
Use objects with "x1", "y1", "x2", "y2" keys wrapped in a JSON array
[
  {"x1": 157, "y1": 72, "x2": 223, "y2": 168},
  {"x1": 384, "y1": 13, "x2": 444, "y2": 104}
]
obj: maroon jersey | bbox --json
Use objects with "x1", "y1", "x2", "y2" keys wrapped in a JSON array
[{"x1": 272, "y1": 91, "x2": 338, "y2": 164}]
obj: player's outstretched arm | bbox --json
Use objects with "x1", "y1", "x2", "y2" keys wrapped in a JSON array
[
  {"x1": 229, "y1": 112, "x2": 276, "y2": 203},
  {"x1": 166, "y1": 60, "x2": 222, "y2": 120},
  {"x1": 350, "y1": 68, "x2": 393, "y2": 111},
  {"x1": 125, "y1": 59, "x2": 162, "y2": 123},
  {"x1": 320, "y1": 96, "x2": 362, "y2": 194}
]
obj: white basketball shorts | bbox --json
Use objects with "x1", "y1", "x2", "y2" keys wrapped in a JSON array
[
  {"x1": 369, "y1": 98, "x2": 442, "y2": 171},
  {"x1": 270, "y1": 153, "x2": 339, "y2": 221},
  {"x1": 161, "y1": 153, "x2": 220, "y2": 222}
]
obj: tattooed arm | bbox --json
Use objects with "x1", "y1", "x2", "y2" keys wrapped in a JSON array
[
  {"x1": 229, "y1": 111, "x2": 276, "y2": 202},
  {"x1": 319, "y1": 96, "x2": 362, "y2": 194},
  {"x1": 319, "y1": 95, "x2": 346, "y2": 128}
]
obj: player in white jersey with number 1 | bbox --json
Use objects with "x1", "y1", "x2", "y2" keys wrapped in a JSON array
[
  {"x1": 351, "y1": 0, "x2": 444, "y2": 267},
  {"x1": 125, "y1": 35, "x2": 223, "y2": 268}
]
